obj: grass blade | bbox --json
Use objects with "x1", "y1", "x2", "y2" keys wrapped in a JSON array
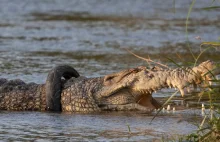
[
  {"x1": 185, "y1": 0, "x2": 197, "y2": 61},
  {"x1": 201, "y1": 6, "x2": 220, "y2": 10},
  {"x1": 150, "y1": 90, "x2": 179, "y2": 124}
]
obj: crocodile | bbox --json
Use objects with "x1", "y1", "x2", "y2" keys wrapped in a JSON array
[
  {"x1": 0, "y1": 60, "x2": 219, "y2": 112},
  {"x1": 0, "y1": 65, "x2": 80, "y2": 111}
]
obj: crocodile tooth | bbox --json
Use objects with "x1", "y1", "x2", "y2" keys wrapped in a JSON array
[
  {"x1": 167, "y1": 105, "x2": 171, "y2": 111},
  {"x1": 202, "y1": 103, "x2": 205, "y2": 109},
  {"x1": 179, "y1": 88, "x2": 185, "y2": 97},
  {"x1": 187, "y1": 87, "x2": 190, "y2": 93}
]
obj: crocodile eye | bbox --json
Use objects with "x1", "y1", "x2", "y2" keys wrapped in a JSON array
[{"x1": 104, "y1": 76, "x2": 115, "y2": 81}]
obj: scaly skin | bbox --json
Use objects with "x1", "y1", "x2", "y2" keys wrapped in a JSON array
[
  {"x1": 0, "y1": 60, "x2": 219, "y2": 112},
  {"x1": 0, "y1": 79, "x2": 46, "y2": 111},
  {"x1": 0, "y1": 66, "x2": 79, "y2": 111},
  {"x1": 60, "y1": 60, "x2": 219, "y2": 112}
]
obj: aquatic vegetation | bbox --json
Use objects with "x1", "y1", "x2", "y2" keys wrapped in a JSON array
[{"x1": 168, "y1": 1, "x2": 220, "y2": 141}]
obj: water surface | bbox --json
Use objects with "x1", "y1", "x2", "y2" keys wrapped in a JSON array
[{"x1": 0, "y1": 111, "x2": 202, "y2": 141}]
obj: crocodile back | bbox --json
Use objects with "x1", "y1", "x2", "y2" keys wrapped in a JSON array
[{"x1": 0, "y1": 78, "x2": 46, "y2": 111}]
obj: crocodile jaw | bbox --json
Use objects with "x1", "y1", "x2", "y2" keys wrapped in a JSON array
[{"x1": 132, "y1": 60, "x2": 220, "y2": 97}]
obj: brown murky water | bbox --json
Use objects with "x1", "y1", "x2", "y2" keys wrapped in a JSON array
[{"x1": 0, "y1": 0, "x2": 219, "y2": 141}]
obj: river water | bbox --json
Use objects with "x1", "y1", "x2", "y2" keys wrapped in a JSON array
[{"x1": 0, "y1": 0, "x2": 219, "y2": 141}]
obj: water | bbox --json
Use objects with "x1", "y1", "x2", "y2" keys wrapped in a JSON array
[
  {"x1": 0, "y1": 0, "x2": 219, "y2": 82},
  {"x1": 0, "y1": 111, "x2": 201, "y2": 141},
  {"x1": 0, "y1": 0, "x2": 219, "y2": 141}
]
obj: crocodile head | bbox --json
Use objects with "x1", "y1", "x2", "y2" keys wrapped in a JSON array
[{"x1": 96, "y1": 60, "x2": 220, "y2": 111}]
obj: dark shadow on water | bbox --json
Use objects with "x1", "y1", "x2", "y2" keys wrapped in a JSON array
[
  {"x1": 29, "y1": 43, "x2": 220, "y2": 63},
  {"x1": 28, "y1": 11, "x2": 130, "y2": 22},
  {"x1": 27, "y1": 11, "x2": 220, "y2": 30}
]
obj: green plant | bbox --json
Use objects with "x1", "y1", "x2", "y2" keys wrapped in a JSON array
[
  {"x1": 155, "y1": 0, "x2": 220, "y2": 141},
  {"x1": 179, "y1": 0, "x2": 220, "y2": 141}
]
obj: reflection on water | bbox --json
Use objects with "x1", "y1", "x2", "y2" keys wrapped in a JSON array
[
  {"x1": 0, "y1": 111, "x2": 199, "y2": 141},
  {"x1": 0, "y1": 0, "x2": 219, "y2": 141}
]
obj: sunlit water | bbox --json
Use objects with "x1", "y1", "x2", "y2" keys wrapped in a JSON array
[{"x1": 0, "y1": 0, "x2": 219, "y2": 141}]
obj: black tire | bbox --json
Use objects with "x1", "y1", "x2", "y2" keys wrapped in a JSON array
[{"x1": 45, "y1": 65, "x2": 80, "y2": 111}]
